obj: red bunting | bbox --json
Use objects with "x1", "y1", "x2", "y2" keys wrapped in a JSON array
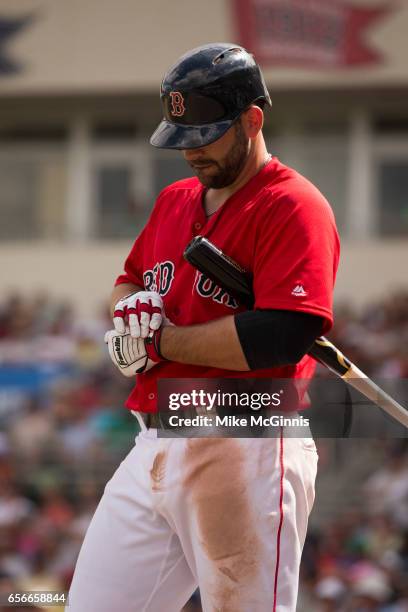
[{"x1": 233, "y1": 0, "x2": 391, "y2": 68}]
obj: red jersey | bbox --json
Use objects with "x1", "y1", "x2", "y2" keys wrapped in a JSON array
[{"x1": 115, "y1": 157, "x2": 340, "y2": 413}]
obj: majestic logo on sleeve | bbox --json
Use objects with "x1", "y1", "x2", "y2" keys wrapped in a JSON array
[
  {"x1": 291, "y1": 283, "x2": 307, "y2": 297},
  {"x1": 144, "y1": 261, "x2": 175, "y2": 296},
  {"x1": 169, "y1": 91, "x2": 186, "y2": 117},
  {"x1": 196, "y1": 273, "x2": 239, "y2": 309}
]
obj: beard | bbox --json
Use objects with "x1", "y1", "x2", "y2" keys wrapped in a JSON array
[{"x1": 188, "y1": 120, "x2": 250, "y2": 189}]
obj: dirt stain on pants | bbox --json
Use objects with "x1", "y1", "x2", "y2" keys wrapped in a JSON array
[
  {"x1": 150, "y1": 450, "x2": 167, "y2": 492},
  {"x1": 183, "y1": 438, "x2": 261, "y2": 611}
]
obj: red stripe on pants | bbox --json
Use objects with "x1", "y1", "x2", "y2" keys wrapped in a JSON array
[{"x1": 273, "y1": 427, "x2": 284, "y2": 612}]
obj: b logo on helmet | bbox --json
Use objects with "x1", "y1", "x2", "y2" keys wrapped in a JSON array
[{"x1": 169, "y1": 91, "x2": 185, "y2": 117}]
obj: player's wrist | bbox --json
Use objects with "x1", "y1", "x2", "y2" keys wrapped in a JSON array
[
  {"x1": 145, "y1": 327, "x2": 166, "y2": 362},
  {"x1": 154, "y1": 325, "x2": 174, "y2": 361}
]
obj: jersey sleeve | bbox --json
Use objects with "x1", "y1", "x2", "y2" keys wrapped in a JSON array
[{"x1": 253, "y1": 186, "x2": 340, "y2": 334}]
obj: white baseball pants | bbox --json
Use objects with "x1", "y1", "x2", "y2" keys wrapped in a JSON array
[{"x1": 67, "y1": 414, "x2": 318, "y2": 612}]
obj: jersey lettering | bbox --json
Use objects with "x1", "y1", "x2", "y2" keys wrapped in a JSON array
[
  {"x1": 212, "y1": 286, "x2": 239, "y2": 308},
  {"x1": 144, "y1": 261, "x2": 175, "y2": 296},
  {"x1": 196, "y1": 273, "x2": 238, "y2": 309}
]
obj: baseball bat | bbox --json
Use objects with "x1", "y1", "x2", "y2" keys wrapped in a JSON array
[{"x1": 184, "y1": 236, "x2": 408, "y2": 429}]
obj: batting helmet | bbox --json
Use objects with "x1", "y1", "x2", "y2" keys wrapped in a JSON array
[{"x1": 150, "y1": 43, "x2": 271, "y2": 150}]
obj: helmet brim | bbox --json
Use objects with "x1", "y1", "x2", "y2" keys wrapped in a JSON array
[{"x1": 150, "y1": 118, "x2": 233, "y2": 150}]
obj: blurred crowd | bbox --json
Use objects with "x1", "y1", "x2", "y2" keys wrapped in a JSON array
[
  {"x1": 0, "y1": 290, "x2": 406, "y2": 611},
  {"x1": 1, "y1": 288, "x2": 407, "y2": 374},
  {"x1": 300, "y1": 440, "x2": 408, "y2": 611},
  {"x1": 328, "y1": 290, "x2": 408, "y2": 379},
  {"x1": 0, "y1": 291, "x2": 109, "y2": 367}
]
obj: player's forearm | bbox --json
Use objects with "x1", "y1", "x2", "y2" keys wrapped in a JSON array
[
  {"x1": 160, "y1": 316, "x2": 250, "y2": 371},
  {"x1": 110, "y1": 283, "x2": 142, "y2": 317}
]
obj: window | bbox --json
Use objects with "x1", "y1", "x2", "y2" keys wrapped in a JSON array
[
  {"x1": 0, "y1": 151, "x2": 66, "y2": 241},
  {"x1": 0, "y1": 160, "x2": 38, "y2": 240},
  {"x1": 299, "y1": 136, "x2": 348, "y2": 233},
  {"x1": 91, "y1": 142, "x2": 152, "y2": 239},
  {"x1": 373, "y1": 136, "x2": 408, "y2": 237},
  {"x1": 152, "y1": 153, "x2": 193, "y2": 197},
  {"x1": 270, "y1": 133, "x2": 348, "y2": 234},
  {"x1": 378, "y1": 161, "x2": 408, "y2": 236},
  {"x1": 94, "y1": 165, "x2": 149, "y2": 239}
]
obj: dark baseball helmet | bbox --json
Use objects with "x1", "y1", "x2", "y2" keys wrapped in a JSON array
[{"x1": 150, "y1": 43, "x2": 271, "y2": 150}]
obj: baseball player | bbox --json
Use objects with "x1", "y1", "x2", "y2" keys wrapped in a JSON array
[{"x1": 68, "y1": 44, "x2": 340, "y2": 611}]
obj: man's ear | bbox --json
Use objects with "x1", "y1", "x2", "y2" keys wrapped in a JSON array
[{"x1": 242, "y1": 105, "x2": 264, "y2": 139}]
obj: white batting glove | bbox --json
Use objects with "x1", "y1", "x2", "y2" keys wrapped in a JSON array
[
  {"x1": 104, "y1": 328, "x2": 157, "y2": 377},
  {"x1": 113, "y1": 291, "x2": 163, "y2": 338}
]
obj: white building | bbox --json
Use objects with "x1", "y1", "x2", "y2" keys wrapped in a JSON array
[{"x1": 0, "y1": 0, "x2": 407, "y2": 312}]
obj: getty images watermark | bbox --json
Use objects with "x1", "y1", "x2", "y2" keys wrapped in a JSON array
[
  {"x1": 155, "y1": 380, "x2": 313, "y2": 437},
  {"x1": 166, "y1": 388, "x2": 310, "y2": 429},
  {"x1": 155, "y1": 377, "x2": 408, "y2": 438}
]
